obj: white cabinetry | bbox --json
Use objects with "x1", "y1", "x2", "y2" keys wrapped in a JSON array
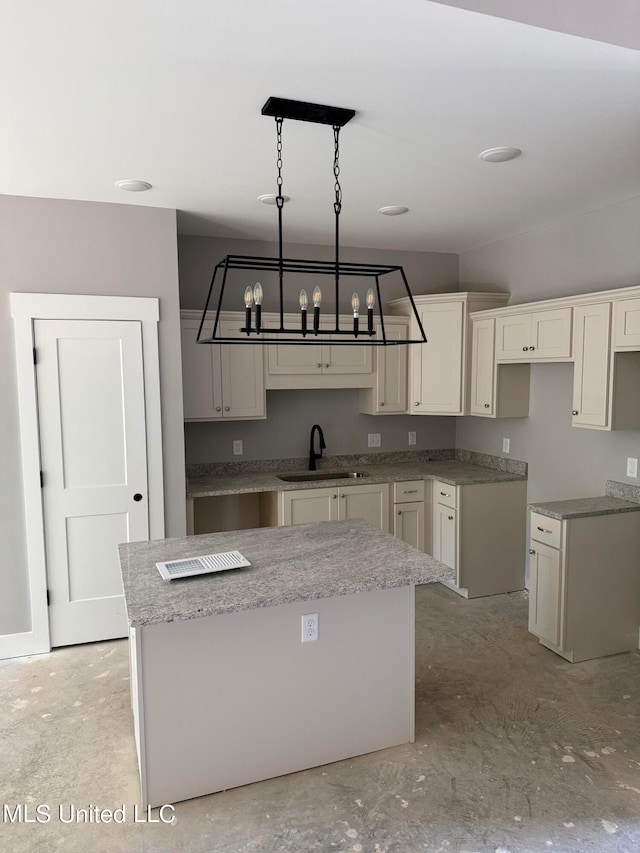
[
  {"x1": 279, "y1": 483, "x2": 390, "y2": 532},
  {"x1": 613, "y1": 298, "x2": 640, "y2": 348},
  {"x1": 388, "y1": 292, "x2": 509, "y2": 416},
  {"x1": 528, "y1": 509, "x2": 640, "y2": 662},
  {"x1": 432, "y1": 479, "x2": 526, "y2": 598},
  {"x1": 392, "y1": 480, "x2": 425, "y2": 551},
  {"x1": 571, "y1": 302, "x2": 611, "y2": 428},
  {"x1": 495, "y1": 308, "x2": 572, "y2": 361},
  {"x1": 266, "y1": 315, "x2": 372, "y2": 389},
  {"x1": 359, "y1": 320, "x2": 408, "y2": 414},
  {"x1": 181, "y1": 312, "x2": 265, "y2": 421},
  {"x1": 469, "y1": 317, "x2": 530, "y2": 418}
]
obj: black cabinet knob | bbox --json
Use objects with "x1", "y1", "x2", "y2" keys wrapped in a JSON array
[{"x1": 133, "y1": 493, "x2": 143, "y2": 502}]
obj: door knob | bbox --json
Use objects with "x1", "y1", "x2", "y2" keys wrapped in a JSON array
[
  {"x1": 224, "y1": 406, "x2": 230, "y2": 411},
  {"x1": 317, "y1": 363, "x2": 322, "y2": 368},
  {"x1": 448, "y1": 515, "x2": 454, "y2": 521},
  {"x1": 522, "y1": 346, "x2": 528, "y2": 351},
  {"x1": 380, "y1": 401, "x2": 385, "y2": 406},
  {"x1": 414, "y1": 402, "x2": 419, "y2": 407},
  {"x1": 529, "y1": 548, "x2": 536, "y2": 555},
  {"x1": 572, "y1": 410, "x2": 579, "y2": 416},
  {"x1": 325, "y1": 363, "x2": 330, "y2": 368},
  {"x1": 484, "y1": 403, "x2": 490, "y2": 408},
  {"x1": 530, "y1": 346, "x2": 535, "y2": 351},
  {"x1": 133, "y1": 493, "x2": 143, "y2": 502}
]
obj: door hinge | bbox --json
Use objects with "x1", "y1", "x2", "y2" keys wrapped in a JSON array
[
  {"x1": 46, "y1": 589, "x2": 50, "y2": 606},
  {"x1": 33, "y1": 347, "x2": 37, "y2": 365},
  {"x1": 40, "y1": 470, "x2": 44, "y2": 488}
]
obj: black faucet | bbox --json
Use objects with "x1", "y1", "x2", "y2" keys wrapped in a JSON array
[{"x1": 309, "y1": 424, "x2": 326, "y2": 471}]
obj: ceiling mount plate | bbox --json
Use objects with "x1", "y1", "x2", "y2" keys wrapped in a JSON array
[{"x1": 261, "y1": 97, "x2": 356, "y2": 127}]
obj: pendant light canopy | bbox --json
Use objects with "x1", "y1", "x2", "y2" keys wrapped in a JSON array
[{"x1": 197, "y1": 97, "x2": 428, "y2": 346}]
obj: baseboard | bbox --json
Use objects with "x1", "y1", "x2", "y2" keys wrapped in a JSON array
[{"x1": 0, "y1": 631, "x2": 47, "y2": 660}]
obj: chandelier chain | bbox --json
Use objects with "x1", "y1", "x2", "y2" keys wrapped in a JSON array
[
  {"x1": 333, "y1": 125, "x2": 342, "y2": 215},
  {"x1": 275, "y1": 117, "x2": 284, "y2": 208}
]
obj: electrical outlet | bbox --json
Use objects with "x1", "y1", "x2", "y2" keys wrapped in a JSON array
[
  {"x1": 232, "y1": 440, "x2": 243, "y2": 456},
  {"x1": 301, "y1": 613, "x2": 318, "y2": 643},
  {"x1": 368, "y1": 433, "x2": 381, "y2": 448},
  {"x1": 408, "y1": 431, "x2": 416, "y2": 446},
  {"x1": 502, "y1": 437, "x2": 510, "y2": 454},
  {"x1": 627, "y1": 457, "x2": 638, "y2": 478}
]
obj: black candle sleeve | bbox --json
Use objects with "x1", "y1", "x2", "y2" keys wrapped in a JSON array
[
  {"x1": 313, "y1": 305, "x2": 320, "y2": 334},
  {"x1": 255, "y1": 304, "x2": 262, "y2": 334},
  {"x1": 367, "y1": 307, "x2": 374, "y2": 335},
  {"x1": 353, "y1": 316, "x2": 359, "y2": 337},
  {"x1": 301, "y1": 309, "x2": 307, "y2": 336},
  {"x1": 245, "y1": 306, "x2": 251, "y2": 335}
]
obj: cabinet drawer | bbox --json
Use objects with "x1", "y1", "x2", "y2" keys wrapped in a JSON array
[
  {"x1": 393, "y1": 480, "x2": 425, "y2": 503},
  {"x1": 530, "y1": 512, "x2": 562, "y2": 549},
  {"x1": 433, "y1": 480, "x2": 457, "y2": 509}
]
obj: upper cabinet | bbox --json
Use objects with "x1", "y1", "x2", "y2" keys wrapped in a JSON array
[
  {"x1": 388, "y1": 292, "x2": 510, "y2": 416},
  {"x1": 265, "y1": 315, "x2": 372, "y2": 390},
  {"x1": 359, "y1": 320, "x2": 408, "y2": 415},
  {"x1": 613, "y1": 298, "x2": 640, "y2": 349},
  {"x1": 495, "y1": 308, "x2": 572, "y2": 361},
  {"x1": 471, "y1": 284, "x2": 640, "y2": 431},
  {"x1": 181, "y1": 311, "x2": 266, "y2": 421}
]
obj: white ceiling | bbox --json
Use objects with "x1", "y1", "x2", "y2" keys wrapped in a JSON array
[{"x1": 1, "y1": 0, "x2": 639, "y2": 253}]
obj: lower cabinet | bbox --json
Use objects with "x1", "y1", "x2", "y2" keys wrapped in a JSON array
[
  {"x1": 278, "y1": 483, "x2": 390, "y2": 532},
  {"x1": 432, "y1": 479, "x2": 526, "y2": 598},
  {"x1": 528, "y1": 509, "x2": 640, "y2": 662},
  {"x1": 393, "y1": 480, "x2": 425, "y2": 551}
]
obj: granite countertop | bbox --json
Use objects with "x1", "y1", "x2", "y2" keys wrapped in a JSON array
[
  {"x1": 187, "y1": 460, "x2": 525, "y2": 499},
  {"x1": 118, "y1": 519, "x2": 455, "y2": 628},
  {"x1": 529, "y1": 496, "x2": 640, "y2": 520}
]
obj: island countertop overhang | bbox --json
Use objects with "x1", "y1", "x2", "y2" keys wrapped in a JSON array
[{"x1": 118, "y1": 518, "x2": 454, "y2": 628}]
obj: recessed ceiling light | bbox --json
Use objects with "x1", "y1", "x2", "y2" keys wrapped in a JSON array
[
  {"x1": 479, "y1": 147, "x2": 522, "y2": 163},
  {"x1": 257, "y1": 193, "x2": 291, "y2": 205},
  {"x1": 115, "y1": 180, "x2": 153, "y2": 192},
  {"x1": 378, "y1": 206, "x2": 409, "y2": 216}
]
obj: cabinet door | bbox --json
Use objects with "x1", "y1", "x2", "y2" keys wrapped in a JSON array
[
  {"x1": 376, "y1": 322, "x2": 408, "y2": 412},
  {"x1": 469, "y1": 318, "x2": 495, "y2": 416},
  {"x1": 181, "y1": 318, "x2": 223, "y2": 420},
  {"x1": 267, "y1": 334, "x2": 322, "y2": 376},
  {"x1": 572, "y1": 303, "x2": 611, "y2": 428},
  {"x1": 433, "y1": 503, "x2": 457, "y2": 572},
  {"x1": 394, "y1": 501, "x2": 425, "y2": 551},
  {"x1": 613, "y1": 298, "x2": 640, "y2": 349},
  {"x1": 219, "y1": 320, "x2": 266, "y2": 419},
  {"x1": 530, "y1": 308, "x2": 572, "y2": 359},
  {"x1": 495, "y1": 314, "x2": 531, "y2": 360},
  {"x1": 280, "y1": 488, "x2": 339, "y2": 526},
  {"x1": 410, "y1": 302, "x2": 464, "y2": 413},
  {"x1": 339, "y1": 483, "x2": 390, "y2": 532},
  {"x1": 528, "y1": 541, "x2": 562, "y2": 647},
  {"x1": 322, "y1": 325, "x2": 372, "y2": 375}
]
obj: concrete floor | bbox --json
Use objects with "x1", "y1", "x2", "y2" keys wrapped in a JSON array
[{"x1": 2, "y1": 584, "x2": 640, "y2": 853}]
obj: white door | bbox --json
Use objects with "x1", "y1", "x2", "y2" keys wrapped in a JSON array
[
  {"x1": 35, "y1": 319, "x2": 149, "y2": 646},
  {"x1": 280, "y1": 488, "x2": 339, "y2": 525},
  {"x1": 375, "y1": 322, "x2": 408, "y2": 413},
  {"x1": 394, "y1": 501, "x2": 425, "y2": 551},
  {"x1": 528, "y1": 541, "x2": 562, "y2": 647},
  {"x1": 181, "y1": 317, "x2": 223, "y2": 420},
  {"x1": 469, "y1": 317, "x2": 495, "y2": 415},
  {"x1": 219, "y1": 320, "x2": 266, "y2": 419},
  {"x1": 572, "y1": 303, "x2": 611, "y2": 428},
  {"x1": 433, "y1": 503, "x2": 457, "y2": 573},
  {"x1": 410, "y1": 302, "x2": 464, "y2": 413}
]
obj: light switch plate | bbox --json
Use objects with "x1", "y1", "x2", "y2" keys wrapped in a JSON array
[
  {"x1": 502, "y1": 438, "x2": 510, "y2": 454},
  {"x1": 408, "y1": 431, "x2": 416, "y2": 446},
  {"x1": 233, "y1": 440, "x2": 243, "y2": 456},
  {"x1": 627, "y1": 457, "x2": 638, "y2": 478},
  {"x1": 368, "y1": 433, "x2": 381, "y2": 448}
]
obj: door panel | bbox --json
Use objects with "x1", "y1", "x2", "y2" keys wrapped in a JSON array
[
  {"x1": 376, "y1": 322, "x2": 407, "y2": 412},
  {"x1": 219, "y1": 320, "x2": 265, "y2": 419},
  {"x1": 433, "y1": 503, "x2": 457, "y2": 573},
  {"x1": 470, "y1": 318, "x2": 495, "y2": 415},
  {"x1": 496, "y1": 315, "x2": 531, "y2": 360},
  {"x1": 36, "y1": 319, "x2": 149, "y2": 647},
  {"x1": 281, "y1": 488, "x2": 338, "y2": 525},
  {"x1": 181, "y1": 318, "x2": 222, "y2": 420},
  {"x1": 531, "y1": 308, "x2": 572, "y2": 358},
  {"x1": 339, "y1": 484, "x2": 389, "y2": 532},
  {"x1": 394, "y1": 501, "x2": 425, "y2": 551},
  {"x1": 411, "y1": 303, "x2": 464, "y2": 413},
  {"x1": 528, "y1": 542, "x2": 562, "y2": 646},
  {"x1": 572, "y1": 303, "x2": 611, "y2": 427}
]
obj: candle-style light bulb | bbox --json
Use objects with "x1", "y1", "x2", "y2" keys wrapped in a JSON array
[
  {"x1": 312, "y1": 286, "x2": 322, "y2": 334},
  {"x1": 366, "y1": 287, "x2": 375, "y2": 335},
  {"x1": 299, "y1": 289, "x2": 308, "y2": 336},
  {"x1": 352, "y1": 292, "x2": 360, "y2": 336},
  {"x1": 243, "y1": 286, "x2": 253, "y2": 335},
  {"x1": 253, "y1": 282, "x2": 263, "y2": 333}
]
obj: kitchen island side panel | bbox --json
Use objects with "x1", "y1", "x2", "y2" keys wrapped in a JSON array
[{"x1": 137, "y1": 584, "x2": 415, "y2": 807}]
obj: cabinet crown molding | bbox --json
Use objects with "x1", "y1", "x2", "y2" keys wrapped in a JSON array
[{"x1": 469, "y1": 283, "x2": 640, "y2": 320}]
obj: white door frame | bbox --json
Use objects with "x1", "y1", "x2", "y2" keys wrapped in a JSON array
[{"x1": 7, "y1": 293, "x2": 165, "y2": 658}]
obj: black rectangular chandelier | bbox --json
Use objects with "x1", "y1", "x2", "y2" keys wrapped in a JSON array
[{"x1": 197, "y1": 97, "x2": 428, "y2": 347}]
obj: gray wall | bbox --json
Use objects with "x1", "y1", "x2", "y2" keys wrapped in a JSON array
[
  {"x1": 457, "y1": 197, "x2": 640, "y2": 503},
  {"x1": 1, "y1": 195, "x2": 185, "y2": 636},
  {"x1": 180, "y1": 234, "x2": 459, "y2": 463},
  {"x1": 185, "y1": 389, "x2": 455, "y2": 464}
]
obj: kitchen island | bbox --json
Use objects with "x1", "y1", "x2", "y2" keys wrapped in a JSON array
[{"x1": 119, "y1": 519, "x2": 453, "y2": 807}]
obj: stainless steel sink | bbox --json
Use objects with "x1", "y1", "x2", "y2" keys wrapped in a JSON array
[{"x1": 277, "y1": 471, "x2": 369, "y2": 483}]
